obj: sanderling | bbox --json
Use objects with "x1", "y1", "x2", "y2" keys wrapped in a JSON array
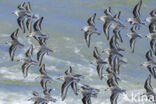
[
  {"x1": 127, "y1": 25, "x2": 142, "y2": 53},
  {"x1": 82, "y1": 13, "x2": 100, "y2": 47},
  {"x1": 93, "y1": 47, "x2": 107, "y2": 80},
  {"x1": 127, "y1": 0, "x2": 145, "y2": 29},
  {"x1": 9, "y1": 28, "x2": 24, "y2": 61},
  {"x1": 21, "y1": 44, "x2": 38, "y2": 78}
]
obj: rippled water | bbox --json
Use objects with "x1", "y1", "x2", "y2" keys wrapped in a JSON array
[{"x1": 0, "y1": 0, "x2": 156, "y2": 104}]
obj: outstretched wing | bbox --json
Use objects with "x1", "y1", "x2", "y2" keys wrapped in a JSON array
[
  {"x1": 130, "y1": 38, "x2": 136, "y2": 53},
  {"x1": 39, "y1": 64, "x2": 47, "y2": 75},
  {"x1": 9, "y1": 44, "x2": 17, "y2": 61},
  {"x1": 21, "y1": 63, "x2": 31, "y2": 78},
  {"x1": 132, "y1": 0, "x2": 142, "y2": 18},
  {"x1": 144, "y1": 75, "x2": 153, "y2": 93},
  {"x1": 25, "y1": 44, "x2": 33, "y2": 57},
  {"x1": 10, "y1": 29, "x2": 19, "y2": 40},
  {"x1": 26, "y1": 2, "x2": 32, "y2": 12},
  {"x1": 61, "y1": 77, "x2": 74, "y2": 101},
  {"x1": 145, "y1": 49, "x2": 153, "y2": 61},
  {"x1": 87, "y1": 13, "x2": 96, "y2": 26},
  {"x1": 93, "y1": 47, "x2": 100, "y2": 59},
  {"x1": 103, "y1": 21, "x2": 111, "y2": 40}
]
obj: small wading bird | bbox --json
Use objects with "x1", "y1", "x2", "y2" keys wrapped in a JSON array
[
  {"x1": 105, "y1": 85, "x2": 126, "y2": 104},
  {"x1": 37, "y1": 39, "x2": 53, "y2": 66},
  {"x1": 111, "y1": 11, "x2": 127, "y2": 43},
  {"x1": 127, "y1": 25, "x2": 142, "y2": 53},
  {"x1": 99, "y1": 7, "x2": 126, "y2": 40},
  {"x1": 28, "y1": 89, "x2": 56, "y2": 104},
  {"x1": 80, "y1": 84, "x2": 100, "y2": 104},
  {"x1": 93, "y1": 47, "x2": 108, "y2": 80},
  {"x1": 43, "y1": 88, "x2": 56, "y2": 103},
  {"x1": 127, "y1": 0, "x2": 145, "y2": 29},
  {"x1": 29, "y1": 17, "x2": 49, "y2": 44},
  {"x1": 13, "y1": 2, "x2": 39, "y2": 33},
  {"x1": 142, "y1": 75, "x2": 156, "y2": 103},
  {"x1": 102, "y1": 35, "x2": 124, "y2": 58},
  {"x1": 98, "y1": 7, "x2": 114, "y2": 40},
  {"x1": 141, "y1": 50, "x2": 156, "y2": 79},
  {"x1": 81, "y1": 13, "x2": 100, "y2": 48},
  {"x1": 28, "y1": 91, "x2": 47, "y2": 104},
  {"x1": 13, "y1": 3, "x2": 27, "y2": 33},
  {"x1": 9, "y1": 28, "x2": 24, "y2": 61},
  {"x1": 36, "y1": 64, "x2": 53, "y2": 90},
  {"x1": 60, "y1": 66, "x2": 84, "y2": 101},
  {"x1": 104, "y1": 67, "x2": 120, "y2": 87},
  {"x1": 25, "y1": 2, "x2": 39, "y2": 33},
  {"x1": 21, "y1": 44, "x2": 38, "y2": 78},
  {"x1": 145, "y1": 22, "x2": 156, "y2": 55}
]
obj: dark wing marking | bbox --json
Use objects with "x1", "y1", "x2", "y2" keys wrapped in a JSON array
[
  {"x1": 133, "y1": 0, "x2": 142, "y2": 18},
  {"x1": 21, "y1": 63, "x2": 31, "y2": 78},
  {"x1": 17, "y1": 16, "x2": 25, "y2": 33},
  {"x1": 130, "y1": 38, "x2": 136, "y2": 53},
  {"x1": 145, "y1": 50, "x2": 153, "y2": 61},
  {"x1": 110, "y1": 91, "x2": 119, "y2": 104},
  {"x1": 33, "y1": 19, "x2": 40, "y2": 31},
  {"x1": 144, "y1": 75, "x2": 153, "y2": 93},
  {"x1": 25, "y1": 44, "x2": 33, "y2": 57},
  {"x1": 26, "y1": 18, "x2": 32, "y2": 33},
  {"x1": 114, "y1": 11, "x2": 121, "y2": 19},
  {"x1": 26, "y1": 2, "x2": 32, "y2": 12},
  {"x1": 96, "y1": 64, "x2": 103, "y2": 80},
  {"x1": 87, "y1": 13, "x2": 96, "y2": 26},
  {"x1": 9, "y1": 44, "x2": 17, "y2": 61},
  {"x1": 103, "y1": 21, "x2": 111, "y2": 40},
  {"x1": 11, "y1": 29, "x2": 19, "y2": 40},
  {"x1": 40, "y1": 79, "x2": 48, "y2": 89},
  {"x1": 39, "y1": 17, "x2": 44, "y2": 30},
  {"x1": 17, "y1": 2, "x2": 26, "y2": 10},
  {"x1": 61, "y1": 77, "x2": 74, "y2": 101},
  {"x1": 71, "y1": 82, "x2": 78, "y2": 95},
  {"x1": 39, "y1": 64, "x2": 47, "y2": 75},
  {"x1": 92, "y1": 13, "x2": 96, "y2": 24},
  {"x1": 93, "y1": 47, "x2": 100, "y2": 59},
  {"x1": 84, "y1": 32, "x2": 91, "y2": 47},
  {"x1": 37, "y1": 49, "x2": 46, "y2": 66}
]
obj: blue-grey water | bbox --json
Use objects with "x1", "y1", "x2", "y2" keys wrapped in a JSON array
[{"x1": 0, "y1": 0, "x2": 156, "y2": 104}]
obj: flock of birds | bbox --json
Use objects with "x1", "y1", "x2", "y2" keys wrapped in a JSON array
[
  {"x1": 81, "y1": 0, "x2": 156, "y2": 103},
  {"x1": 8, "y1": 2, "x2": 100, "y2": 104},
  {"x1": 5, "y1": 0, "x2": 156, "y2": 104}
]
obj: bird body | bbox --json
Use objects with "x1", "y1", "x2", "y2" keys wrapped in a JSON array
[{"x1": 82, "y1": 13, "x2": 100, "y2": 47}]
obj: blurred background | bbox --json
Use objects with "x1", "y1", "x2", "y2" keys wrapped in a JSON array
[{"x1": 0, "y1": 0, "x2": 155, "y2": 104}]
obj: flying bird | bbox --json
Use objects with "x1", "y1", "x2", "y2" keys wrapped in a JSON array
[
  {"x1": 43, "y1": 88, "x2": 56, "y2": 103},
  {"x1": 99, "y1": 7, "x2": 114, "y2": 40},
  {"x1": 105, "y1": 85, "x2": 126, "y2": 104},
  {"x1": 142, "y1": 75, "x2": 156, "y2": 102},
  {"x1": 80, "y1": 84, "x2": 100, "y2": 104},
  {"x1": 141, "y1": 50, "x2": 156, "y2": 79},
  {"x1": 9, "y1": 28, "x2": 24, "y2": 61},
  {"x1": 127, "y1": 25, "x2": 142, "y2": 53},
  {"x1": 60, "y1": 67, "x2": 84, "y2": 101},
  {"x1": 93, "y1": 47, "x2": 107, "y2": 80},
  {"x1": 146, "y1": 9, "x2": 156, "y2": 23},
  {"x1": 127, "y1": 0, "x2": 145, "y2": 29},
  {"x1": 21, "y1": 44, "x2": 38, "y2": 78},
  {"x1": 37, "y1": 40, "x2": 53, "y2": 66},
  {"x1": 36, "y1": 64, "x2": 53, "y2": 89},
  {"x1": 29, "y1": 17, "x2": 49, "y2": 44},
  {"x1": 82, "y1": 13, "x2": 100, "y2": 47}
]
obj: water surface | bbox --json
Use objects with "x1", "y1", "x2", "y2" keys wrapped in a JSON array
[{"x1": 0, "y1": 0, "x2": 155, "y2": 104}]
